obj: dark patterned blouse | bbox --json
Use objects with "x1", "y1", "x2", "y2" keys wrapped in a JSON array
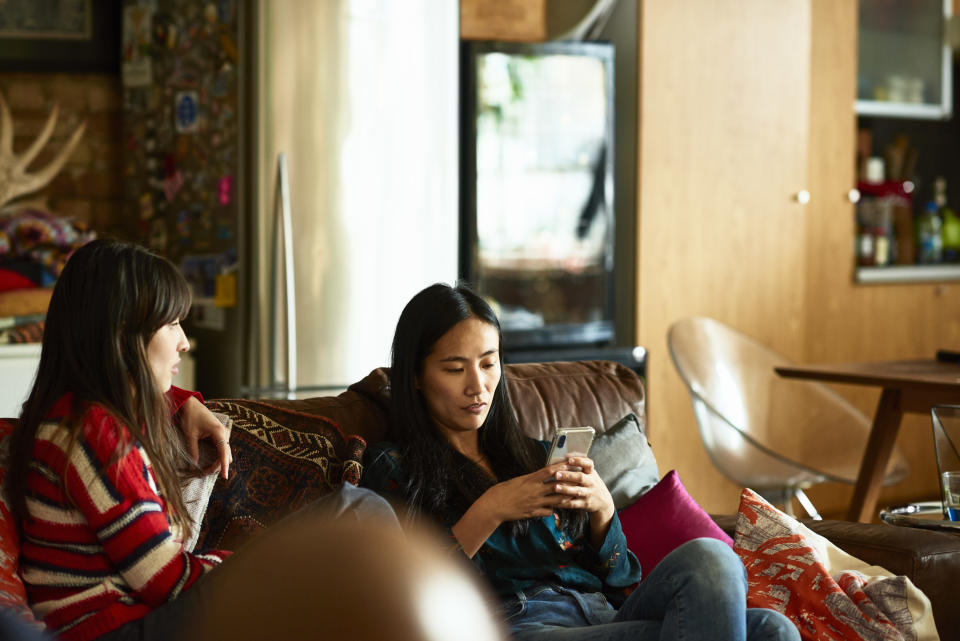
[{"x1": 362, "y1": 440, "x2": 642, "y2": 605}]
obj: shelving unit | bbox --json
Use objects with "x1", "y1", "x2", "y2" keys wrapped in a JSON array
[
  {"x1": 856, "y1": 264, "x2": 960, "y2": 283},
  {"x1": 856, "y1": 0, "x2": 952, "y2": 121},
  {"x1": 855, "y1": 100, "x2": 951, "y2": 120}
]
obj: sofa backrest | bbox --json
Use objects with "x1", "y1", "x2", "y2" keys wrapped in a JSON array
[
  {"x1": 505, "y1": 360, "x2": 647, "y2": 440},
  {"x1": 265, "y1": 359, "x2": 647, "y2": 444}
]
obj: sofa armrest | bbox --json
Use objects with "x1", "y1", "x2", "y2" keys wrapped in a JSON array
[{"x1": 712, "y1": 514, "x2": 960, "y2": 637}]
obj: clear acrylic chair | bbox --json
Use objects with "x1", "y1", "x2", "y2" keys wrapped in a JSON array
[
  {"x1": 931, "y1": 405, "x2": 960, "y2": 517},
  {"x1": 667, "y1": 317, "x2": 909, "y2": 519}
]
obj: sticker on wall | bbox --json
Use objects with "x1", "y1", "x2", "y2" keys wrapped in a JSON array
[
  {"x1": 166, "y1": 23, "x2": 179, "y2": 49},
  {"x1": 148, "y1": 218, "x2": 168, "y2": 253},
  {"x1": 163, "y1": 171, "x2": 184, "y2": 203},
  {"x1": 181, "y1": 254, "x2": 219, "y2": 301},
  {"x1": 181, "y1": 252, "x2": 235, "y2": 302},
  {"x1": 123, "y1": 88, "x2": 149, "y2": 111},
  {"x1": 218, "y1": 175, "x2": 233, "y2": 205},
  {"x1": 174, "y1": 91, "x2": 199, "y2": 133},
  {"x1": 196, "y1": 211, "x2": 212, "y2": 237},
  {"x1": 122, "y1": 6, "x2": 154, "y2": 87},
  {"x1": 176, "y1": 210, "x2": 191, "y2": 240},
  {"x1": 214, "y1": 271, "x2": 237, "y2": 308},
  {"x1": 190, "y1": 172, "x2": 208, "y2": 194},
  {"x1": 152, "y1": 12, "x2": 170, "y2": 47},
  {"x1": 139, "y1": 193, "x2": 154, "y2": 221},
  {"x1": 210, "y1": 66, "x2": 230, "y2": 98},
  {"x1": 219, "y1": 33, "x2": 238, "y2": 63},
  {"x1": 191, "y1": 303, "x2": 225, "y2": 331}
]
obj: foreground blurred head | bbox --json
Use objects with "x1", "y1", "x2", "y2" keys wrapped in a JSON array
[{"x1": 187, "y1": 516, "x2": 506, "y2": 641}]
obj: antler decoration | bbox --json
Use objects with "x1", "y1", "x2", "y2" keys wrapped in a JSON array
[{"x1": 0, "y1": 91, "x2": 86, "y2": 211}]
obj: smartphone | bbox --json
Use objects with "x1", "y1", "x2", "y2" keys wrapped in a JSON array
[{"x1": 546, "y1": 426, "x2": 595, "y2": 466}]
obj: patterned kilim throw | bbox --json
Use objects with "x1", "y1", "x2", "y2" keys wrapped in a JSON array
[{"x1": 194, "y1": 400, "x2": 366, "y2": 552}]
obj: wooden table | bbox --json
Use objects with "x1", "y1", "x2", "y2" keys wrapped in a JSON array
[{"x1": 775, "y1": 360, "x2": 960, "y2": 522}]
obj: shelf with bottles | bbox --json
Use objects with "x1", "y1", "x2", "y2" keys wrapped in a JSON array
[{"x1": 855, "y1": 171, "x2": 960, "y2": 284}]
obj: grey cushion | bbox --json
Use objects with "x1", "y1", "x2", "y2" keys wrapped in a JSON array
[{"x1": 591, "y1": 413, "x2": 660, "y2": 511}]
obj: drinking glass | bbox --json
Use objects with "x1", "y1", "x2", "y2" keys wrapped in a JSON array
[
  {"x1": 930, "y1": 405, "x2": 960, "y2": 520},
  {"x1": 943, "y1": 471, "x2": 960, "y2": 521}
]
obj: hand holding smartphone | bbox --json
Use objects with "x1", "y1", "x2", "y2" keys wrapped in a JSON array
[{"x1": 546, "y1": 426, "x2": 595, "y2": 467}]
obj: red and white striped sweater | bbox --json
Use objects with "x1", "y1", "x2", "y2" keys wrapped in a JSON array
[{"x1": 19, "y1": 388, "x2": 229, "y2": 641}]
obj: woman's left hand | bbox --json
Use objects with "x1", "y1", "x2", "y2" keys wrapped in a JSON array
[
  {"x1": 179, "y1": 396, "x2": 232, "y2": 479},
  {"x1": 551, "y1": 456, "x2": 615, "y2": 546}
]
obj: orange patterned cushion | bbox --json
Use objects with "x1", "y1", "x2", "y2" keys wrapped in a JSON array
[
  {"x1": 735, "y1": 488, "x2": 936, "y2": 641},
  {"x1": 0, "y1": 419, "x2": 40, "y2": 624}
]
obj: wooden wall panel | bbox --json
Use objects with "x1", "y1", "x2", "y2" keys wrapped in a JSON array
[
  {"x1": 637, "y1": 0, "x2": 812, "y2": 514},
  {"x1": 639, "y1": 0, "x2": 954, "y2": 519},
  {"x1": 802, "y1": 0, "x2": 864, "y2": 517},
  {"x1": 461, "y1": 0, "x2": 547, "y2": 42}
]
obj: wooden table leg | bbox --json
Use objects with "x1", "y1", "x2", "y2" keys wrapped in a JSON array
[{"x1": 847, "y1": 388, "x2": 903, "y2": 522}]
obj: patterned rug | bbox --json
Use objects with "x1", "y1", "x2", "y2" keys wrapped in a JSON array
[{"x1": 194, "y1": 400, "x2": 366, "y2": 552}]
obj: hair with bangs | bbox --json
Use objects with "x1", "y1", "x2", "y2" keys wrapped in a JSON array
[{"x1": 8, "y1": 238, "x2": 196, "y2": 538}]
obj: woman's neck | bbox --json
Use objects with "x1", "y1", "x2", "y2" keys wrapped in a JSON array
[
  {"x1": 443, "y1": 429, "x2": 480, "y2": 460},
  {"x1": 442, "y1": 431, "x2": 495, "y2": 478}
]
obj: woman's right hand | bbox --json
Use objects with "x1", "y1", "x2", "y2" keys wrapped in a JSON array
[
  {"x1": 476, "y1": 464, "x2": 569, "y2": 522},
  {"x1": 452, "y1": 462, "x2": 568, "y2": 557}
]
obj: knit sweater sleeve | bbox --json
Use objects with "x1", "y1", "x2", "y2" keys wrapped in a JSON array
[
  {"x1": 168, "y1": 385, "x2": 202, "y2": 412},
  {"x1": 58, "y1": 408, "x2": 227, "y2": 606}
]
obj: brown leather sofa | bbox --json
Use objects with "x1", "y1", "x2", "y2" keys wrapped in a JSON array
[{"x1": 268, "y1": 359, "x2": 960, "y2": 639}]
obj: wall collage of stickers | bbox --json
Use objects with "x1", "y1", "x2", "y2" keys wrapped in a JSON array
[{"x1": 121, "y1": 0, "x2": 239, "y2": 313}]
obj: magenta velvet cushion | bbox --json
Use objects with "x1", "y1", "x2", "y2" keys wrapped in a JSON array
[{"x1": 618, "y1": 469, "x2": 733, "y2": 578}]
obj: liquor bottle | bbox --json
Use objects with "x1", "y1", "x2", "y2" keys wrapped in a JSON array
[
  {"x1": 942, "y1": 208, "x2": 960, "y2": 262},
  {"x1": 936, "y1": 177, "x2": 960, "y2": 262},
  {"x1": 855, "y1": 157, "x2": 883, "y2": 266},
  {"x1": 916, "y1": 200, "x2": 943, "y2": 264}
]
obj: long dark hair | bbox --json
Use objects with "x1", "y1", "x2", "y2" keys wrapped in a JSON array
[
  {"x1": 8, "y1": 239, "x2": 195, "y2": 538},
  {"x1": 389, "y1": 282, "x2": 586, "y2": 538}
]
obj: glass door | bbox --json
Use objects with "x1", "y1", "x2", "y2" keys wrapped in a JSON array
[{"x1": 857, "y1": 0, "x2": 952, "y2": 119}]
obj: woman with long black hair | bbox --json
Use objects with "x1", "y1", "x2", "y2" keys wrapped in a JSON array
[{"x1": 364, "y1": 282, "x2": 799, "y2": 641}]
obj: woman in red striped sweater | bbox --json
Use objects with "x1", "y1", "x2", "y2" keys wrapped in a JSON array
[
  {"x1": 4, "y1": 239, "x2": 401, "y2": 641},
  {"x1": 5, "y1": 239, "x2": 234, "y2": 640}
]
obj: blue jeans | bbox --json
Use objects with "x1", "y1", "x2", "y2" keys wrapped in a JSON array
[{"x1": 506, "y1": 538, "x2": 800, "y2": 641}]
